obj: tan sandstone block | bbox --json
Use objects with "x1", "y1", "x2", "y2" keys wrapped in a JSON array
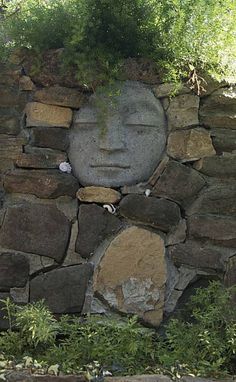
[
  {"x1": 167, "y1": 128, "x2": 216, "y2": 162},
  {"x1": 77, "y1": 186, "x2": 121, "y2": 204},
  {"x1": 25, "y1": 102, "x2": 72, "y2": 128},
  {"x1": 34, "y1": 85, "x2": 87, "y2": 108},
  {"x1": 94, "y1": 226, "x2": 166, "y2": 326},
  {"x1": 167, "y1": 94, "x2": 199, "y2": 130}
]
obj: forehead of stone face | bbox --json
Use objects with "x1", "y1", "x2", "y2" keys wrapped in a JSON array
[{"x1": 74, "y1": 81, "x2": 165, "y2": 126}]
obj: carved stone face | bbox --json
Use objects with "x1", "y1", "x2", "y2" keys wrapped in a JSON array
[{"x1": 69, "y1": 81, "x2": 166, "y2": 187}]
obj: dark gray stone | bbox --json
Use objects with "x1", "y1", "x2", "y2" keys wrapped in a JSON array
[
  {"x1": 152, "y1": 161, "x2": 205, "y2": 208},
  {"x1": 188, "y1": 215, "x2": 236, "y2": 248},
  {"x1": 187, "y1": 183, "x2": 236, "y2": 216},
  {"x1": 30, "y1": 127, "x2": 69, "y2": 151},
  {"x1": 4, "y1": 170, "x2": 79, "y2": 198},
  {"x1": 168, "y1": 240, "x2": 225, "y2": 271},
  {"x1": 30, "y1": 264, "x2": 93, "y2": 313},
  {"x1": 0, "y1": 109, "x2": 20, "y2": 135},
  {"x1": 211, "y1": 128, "x2": 236, "y2": 154},
  {"x1": 0, "y1": 253, "x2": 29, "y2": 288},
  {"x1": 76, "y1": 204, "x2": 122, "y2": 258},
  {"x1": 0, "y1": 203, "x2": 70, "y2": 262},
  {"x1": 193, "y1": 154, "x2": 236, "y2": 178},
  {"x1": 224, "y1": 255, "x2": 236, "y2": 303},
  {"x1": 119, "y1": 194, "x2": 181, "y2": 232}
]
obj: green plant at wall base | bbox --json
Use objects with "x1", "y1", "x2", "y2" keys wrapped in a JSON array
[
  {"x1": 0, "y1": 0, "x2": 236, "y2": 87},
  {"x1": 0, "y1": 283, "x2": 235, "y2": 377}
]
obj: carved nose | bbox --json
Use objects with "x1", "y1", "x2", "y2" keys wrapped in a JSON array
[{"x1": 98, "y1": 121, "x2": 126, "y2": 152}]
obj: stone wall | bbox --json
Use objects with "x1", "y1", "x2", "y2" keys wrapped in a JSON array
[{"x1": 0, "y1": 58, "x2": 236, "y2": 328}]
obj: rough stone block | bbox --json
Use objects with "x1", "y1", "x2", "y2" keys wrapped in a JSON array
[
  {"x1": 152, "y1": 161, "x2": 205, "y2": 207},
  {"x1": 19, "y1": 75, "x2": 35, "y2": 91},
  {"x1": 0, "y1": 109, "x2": 20, "y2": 135},
  {"x1": 167, "y1": 128, "x2": 216, "y2": 162},
  {"x1": 0, "y1": 253, "x2": 29, "y2": 288},
  {"x1": 30, "y1": 264, "x2": 93, "y2": 313},
  {"x1": 30, "y1": 127, "x2": 69, "y2": 151},
  {"x1": 16, "y1": 151, "x2": 67, "y2": 169},
  {"x1": 76, "y1": 204, "x2": 122, "y2": 258},
  {"x1": 0, "y1": 87, "x2": 19, "y2": 107},
  {"x1": 25, "y1": 102, "x2": 72, "y2": 128},
  {"x1": 4, "y1": 170, "x2": 79, "y2": 198},
  {"x1": 77, "y1": 186, "x2": 121, "y2": 204},
  {"x1": 94, "y1": 226, "x2": 166, "y2": 326},
  {"x1": 193, "y1": 154, "x2": 236, "y2": 177},
  {"x1": 0, "y1": 135, "x2": 26, "y2": 160},
  {"x1": 119, "y1": 194, "x2": 181, "y2": 232},
  {"x1": 168, "y1": 240, "x2": 225, "y2": 271},
  {"x1": 34, "y1": 85, "x2": 87, "y2": 108},
  {"x1": 187, "y1": 183, "x2": 236, "y2": 216},
  {"x1": 167, "y1": 94, "x2": 199, "y2": 130},
  {"x1": 211, "y1": 128, "x2": 236, "y2": 153},
  {"x1": 0, "y1": 203, "x2": 70, "y2": 261},
  {"x1": 153, "y1": 82, "x2": 191, "y2": 98},
  {"x1": 188, "y1": 215, "x2": 236, "y2": 247}
]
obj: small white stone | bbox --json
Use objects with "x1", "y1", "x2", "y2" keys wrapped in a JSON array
[
  {"x1": 145, "y1": 189, "x2": 151, "y2": 197},
  {"x1": 59, "y1": 161, "x2": 72, "y2": 173}
]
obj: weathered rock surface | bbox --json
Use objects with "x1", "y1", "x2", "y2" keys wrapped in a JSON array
[
  {"x1": 166, "y1": 94, "x2": 199, "y2": 130},
  {"x1": 211, "y1": 128, "x2": 236, "y2": 153},
  {"x1": 30, "y1": 127, "x2": 69, "y2": 151},
  {"x1": 105, "y1": 376, "x2": 172, "y2": 382},
  {"x1": 188, "y1": 215, "x2": 236, "y2": 247},
  {"x1": 94, "y1": 227, "x2": 166, "y2": 326},
  {"x1": 224, "y1": 255, "x2": 236, "y2": 303},
  {"x1": 0, "y1": 203, "x2": 70, "y2": 261},
  {"x1": 16, "y1": 151, "x2": 67, "y2": 169},
  {"x1": 119, "y1": 194, "x2": 181, "y2": 232},
  {"x1": 25, "y1": 102, "x2": 72, "y2": 128},
  {"x1": 0, "y1": 87, "x2": 19, "y2": 107},
  {"x1": 34, "y1": 85, "x2": 87, "y2": 108},
  {"x1": 76, "y1": 204, "x2": 122, "y2": 258},
  {"x1": 30, "y1": 264, "x2": 93, "y2": 313},
  {"x1": 19, "y1": 75, "x2": 35, "y2": 91},
  {"x1": 166, "y1": 219, "x2": 187, "y2": 246},
  {"x1": 0, "y1": 135, "x2": 26, "y2": 160},
  {"x1": 168, "y1": 240, "x2": 226, "y2": 271},
  {"x1": 5, "y1": 371, "x2": 86, "y2": 382},
  {"x1": 187, "y1": 183, "x2": 236, "y2": 216},
  {"x1": 4, "y1": 170, "x2": 78, "y2": 198},
  {"x1": 77, "y1": 187, "x2": 121, "y2": 204},
  {"x1": 193, "y1": 154, "x2": 236, "y2": 178},
  {"x1": 167, "y1": 128, "x2": 216, "y2": 162},
  {"x1": 0, "y1": 109, "x2": 20, "y2": 135},
  {"x1": 153, "y1": 82, "x2": 191, "y2": 98},
  {"x1": 0, "y1": 253, "x2": 29, "y2": 288},
  {"x1": 152, "y1": 161, "x2": 205, "y2": 207},
  {"x1": 200, "y1": 87, "x2": 236, "y2": 128}
]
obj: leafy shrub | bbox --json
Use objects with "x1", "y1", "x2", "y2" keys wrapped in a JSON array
[
  {"x1": 156, "y1": 282, "x2": 236, "y2": 377},
  {"x1": 1, "y1": 0, "x2": 236, "y2": 86}
]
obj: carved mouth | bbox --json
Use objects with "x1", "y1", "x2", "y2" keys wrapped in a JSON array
[{"x1": 90, "y1": 163, "x2": 130, "y2": 169}]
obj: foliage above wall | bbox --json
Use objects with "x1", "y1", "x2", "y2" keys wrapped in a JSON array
[{"x1": 0, "y1": 0, "x2": 236, "y2": 87}]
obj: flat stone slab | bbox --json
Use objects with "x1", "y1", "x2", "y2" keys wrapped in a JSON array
[
  {"x1": 119, "y1": 194, "x2": 181, "y2": 232},
  {"x1": 193, "y1": 154, "x2": 236, "y2": 178},
  {"x1": 76, "y1": 204, "x2": 122, "y2": 258},
  {"x1": 0, "y1": 253, "x2": 29, "y2": 288},
  {"x1": 188, "y1": 215, "x2": 236, "y2": 248},
  {"x1": 16, "y1": 151, "x2": 67, "y2": 169},
  {"x1": 34, "y1": 85, "x2": 87, "y2": 108},
  {"x1": 4, "y1": 170, "x2": 79, "y2": 198},
  {"x1": 30, "y1": 264, "x2": 93, "y2": 313},
  {"x1": 152, "y1": 161, "x2": 205, "y2": 207},
  {"x1": 0, "y1": 135, "x2": 26, "y2": 160},
  {"x1": 168, "y1": 240, "x2": 225, "y2": 271},
  {"x1": 25, "y1": 102, "x2": 72, "y2": 128},
  {"x1": 30, "y1": 127, "x2": 69, "y2": 151},
  {"x1": 77, "y1": 187, "x2": 121, "y2": 204},
  {"x1": 94, "y1": 226, "x2": 166, "y2": 326},
  {"x1": 0, "y1": 202, "x2": 70, "y2": 261},
  {"x1": 211, "y1": 128, "x2": 236, "y2": 153},
  {"x1": 167, "y1": 128, "x2": 215, "y2": 162}
]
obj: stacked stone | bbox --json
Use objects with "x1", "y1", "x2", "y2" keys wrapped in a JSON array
[{"x1": 0, "y1": 64, "x2": 235, "y2": 329}]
